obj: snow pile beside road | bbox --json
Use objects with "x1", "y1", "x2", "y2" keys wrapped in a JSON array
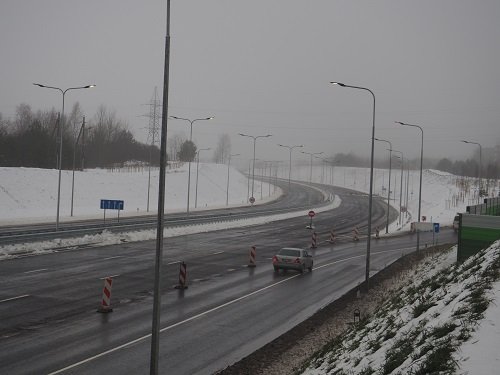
[{"x1": 0, "y1": 195, "x2": 340, "y2": 260}]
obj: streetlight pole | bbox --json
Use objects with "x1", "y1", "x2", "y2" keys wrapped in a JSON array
[
  {"x1": 331, "y1": 81, "x2": 376, "y2": 290},
  {"x1": 171, "y1": 116, "x2": 213, "y2": 215},
  {"x1": 151, "y1": 1, "x2": 171, "y2": 371},
  {"x1": 278, "y1": 144, "x2": 303, "y2": 190},
  {"x1": 33, "y1": 83, "x2": 95, "y2": 231},
  {"x1": 301, "y1": 151, "x2": 323, "y2": 184},
  {"x1": 392, "y1": 151, "x2": 404, "y2": 227},
  {"x1": 374, "y1": 137, "x2": 392, "y2": 234},
  {"x1": 71, "y1": 116, "x2": 86, "y2": 217},
  {"x1": 396, "y1": 121, "x2": 424, "y2": 252},
  {"x1": 461, "y1": 140, "x2": 482, "y2": 204},
  {"x1": 195, "y1": 147, "x2": 210, "y2": 208},
  {"x1": 239, "y1": 133, "x2": 272, "y2": 202},
  {"x1": 226, "y1": 153, "x2": 240, "y2": 206}
]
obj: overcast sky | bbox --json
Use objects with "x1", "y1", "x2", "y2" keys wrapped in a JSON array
[{"x1": 1, "y1": 0, "x2": 499, "y2": 166}]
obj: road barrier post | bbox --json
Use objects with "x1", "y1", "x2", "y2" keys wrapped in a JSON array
[
  {"x1": 311, "y1": 231, "x2": 318, "y2": 248},
  {"x1": 175, "y1": 262, "x2": 188, "y2": 289},
  {"x1": 329, "y1": 228, "x2": 336, "y2": 243},
  {"x1": 248, "y1": 246, "x2": 257, "y2": 267},
  {"x1": 353, "y1": 227, "x2": 360, "y2": 241},
  {"x1": 97, "y1": 277, "x2": 113, "y2": 313}
]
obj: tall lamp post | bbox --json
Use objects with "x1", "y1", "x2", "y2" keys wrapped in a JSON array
[
  {"x1": 396, "y1": 121, "x2": 424, "y2": 252},
  {"x1": 374, "y1": 137, "x2": 392, "y2": 234},
  {"x1": 33, "y1": 83, "x2": 95, "y2": 231},
  {"x1": 226, "y1": 153, "x2": 240, "y2": 206},
  {"x1": 392, "y1": 151, "x2": 404, "y2": 227},
  {"x1": 70, "y1": 116, "x2": 88, "y2": 217},
  {"x1": 195, "y1": 147, "x2": 211, "y2": 208},
  {"x1": 171, "y1": 116, "x2": 213, "y2": 215},
  {"x1": 278, "y1": 144, "x2": 303, "y2": 190},
  {"x1": 239, "y1": 133, "x2": 272, "y2": 202},
  {"x1": 461, "y1": 140, "x2": 482, "y2": 204},
  {"x1": 331, "y1": 81, "x2": 376, "y2": 290},
  {"x1": 301, "y1": 151, "x2": 323, "y2": 184}
]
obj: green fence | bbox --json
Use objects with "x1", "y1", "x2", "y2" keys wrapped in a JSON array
[
  {"x1": 466, "y1": 197, "x2": 500, "y2": 215},
  {"x1": 457, "y1": 213, "x2": 500, "y2": 262}
]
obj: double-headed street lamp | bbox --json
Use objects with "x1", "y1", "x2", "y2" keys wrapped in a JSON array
[
  {"x1": 239, "y1": 133, "x2": 272, "y2": 202},
  {"x1": 170, "y1": 116, "x2": 214, "y2": 215},
  {"x1": 331, "y1": 81, "x2": 376, "y2": 290},
  {"x1": 226, "y1": 153, "x2": 241, "y2": 206},
  {"x1": 33, "y1": 83, "x2": 95, "y2": 231},
  {"x1": 301, "y1": 151, "x2": 323, "y2": 184},
  {"x1": 278, "y1": 144, "x2": 303, "y2": 190},
  {"x1": 374, "y1": 137, "x2": 392, "y2": 234},
  {"x1": 396, "y1": 121, "x2": 424, "y2": 252},
  {"x1": 195, "y1": 147, "x2": 211, "y2": 209},
  {"x1": 461, "y1": 140, "x2": 483, "y2": 204}
]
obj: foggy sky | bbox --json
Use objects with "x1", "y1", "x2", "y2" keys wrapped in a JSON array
[{"x1": 1, "y1": 0, "x2": 499, "y2": 167}]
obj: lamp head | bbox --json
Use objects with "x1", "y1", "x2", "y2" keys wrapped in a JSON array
[{"x1": 330, "y1": 82, "x2": 346, "y2": 87}]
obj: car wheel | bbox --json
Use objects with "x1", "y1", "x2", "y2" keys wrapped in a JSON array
[
  {"x1": 300, "y1": 264, "x2": 305, "y2": 273},
  {"x1": 308, "y1": 262, "x2": 313, "y2": 272},
  {"x1": 273, "y1": 266, "x2": 279, "y2": 272}
]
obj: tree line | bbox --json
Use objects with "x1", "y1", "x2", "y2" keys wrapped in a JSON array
[
  {"x1": 0, "y1": 103, "x2": 159, "y2": 169},
  {"x1": 0, "y1": 103, "x2": 233, "y2": 169}
]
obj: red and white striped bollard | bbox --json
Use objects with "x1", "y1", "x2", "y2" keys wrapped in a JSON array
[{"x1": 97, "y1": 277, "x2": 113, "y2": 313}]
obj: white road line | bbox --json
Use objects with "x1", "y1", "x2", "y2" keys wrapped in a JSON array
[
  {"x1": 167, "y1": 261, "x2": 181, "y2": 265},
  {"x1": 47, "y1": 248, "x2": 407, "y2": 374},
  {"x1": 99, "y1": 274, "x2": 120, "y2": 280},
  {"x1": 102, "y1": 256, "x2": 123, "y2": 261},
  {"x1": 23, "y1": 268, "x2": 48, "y2": 274},
  {"x1": 48, "y1": 273, "x2": 302, "y2": 374},
  {"x1": 211, "y1": 251, "x2": 224, "y2": 255},
  {"x1": 0, "y1": 294, "x2": 30, "y2": 304}
]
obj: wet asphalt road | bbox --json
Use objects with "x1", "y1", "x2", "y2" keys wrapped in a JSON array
[{"x1": 0, "y1": 184, "x2": 456, "y2": 374}]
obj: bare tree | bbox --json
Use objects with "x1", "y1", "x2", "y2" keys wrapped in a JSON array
[
  {"x1": 167, "y1": 132, "x2": 186, "y2": 161},
  {"x1": 213, "y1": 133, "x2": 231, "y2": 164}
]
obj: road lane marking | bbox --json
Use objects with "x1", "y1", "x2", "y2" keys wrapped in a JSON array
[
  {"x1": 99, "y1": 274, "x2": 120, "y2": 280},
  {"x1": 23, "y1": 268, "x2": 48, "y2": 274},
  {"x1": 211, "y1": 251, "x2": 224, "y2": 255},
  {"x1": 0, "y1": 295, "x2": 30, "y2": 304},
  {"x1": 47, "y1": 247, "x2": 409, "y2": 374},
  {"x1": 48, "y1": 273, "x2": 302, "y2": 374},
  {"x1": 167, "y1": 261, "x2": 181, "y2": 265},
  {"x1": 102, "y1": 256, "x2": 123, "y2": 261}
]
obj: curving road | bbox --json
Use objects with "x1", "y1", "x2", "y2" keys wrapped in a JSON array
[{"x1": 0, "y1": 182, "x2": 449, "y2": 375}]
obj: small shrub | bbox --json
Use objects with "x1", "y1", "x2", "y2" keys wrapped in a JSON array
[{"x1": 413, "y1": 299, "x2": 438, "y2": 318}]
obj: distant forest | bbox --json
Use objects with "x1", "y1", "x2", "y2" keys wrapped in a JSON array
[{"x1": 0, "y1": 103, "x2": 160, "y2": 169}]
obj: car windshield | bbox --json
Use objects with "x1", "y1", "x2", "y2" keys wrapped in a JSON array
[{"x1": 279, "y1": 249, "x2": 301, "y2": 257}]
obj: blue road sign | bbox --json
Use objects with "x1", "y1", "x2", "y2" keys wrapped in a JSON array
[
  {"x1": 433, "y1": 223, "x2": 440, "y2": 233},
  {"x1": 100, "y1": 199, "x2": 124, "y2": 210}
]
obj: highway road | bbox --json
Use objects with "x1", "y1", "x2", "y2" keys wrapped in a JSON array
[{"x1": 0, "y1": 183, "x2": 455, "y2": 374}]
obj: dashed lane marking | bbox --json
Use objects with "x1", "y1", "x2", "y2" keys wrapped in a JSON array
[{"x1": 0, "y1": 295, "x2": 30, "y2": 304}]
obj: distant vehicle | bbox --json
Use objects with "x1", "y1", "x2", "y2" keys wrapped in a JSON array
[
  {"x1": 272, "y1": 247, "x2": 313, "y2": 273},
  {"x1": 453, "y1": 215, "x2": 460, "y2": 232}
]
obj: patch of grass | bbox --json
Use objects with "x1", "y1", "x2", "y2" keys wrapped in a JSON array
[
  {"x1": 414, "y1": 344, "x2": 457, "y2": 374},
  {"x1": 431, "y1": 322, "x2": 458, "y2": 339},
  {"x1": 358, "y1": 366, "x2": 375, "y2": 375},
  {"x1": 382, "y1": 337, "x2": 414, "y2": 374},
  {"x1": 412, "y1": 298, "x2": 438, "y2": 318}
]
